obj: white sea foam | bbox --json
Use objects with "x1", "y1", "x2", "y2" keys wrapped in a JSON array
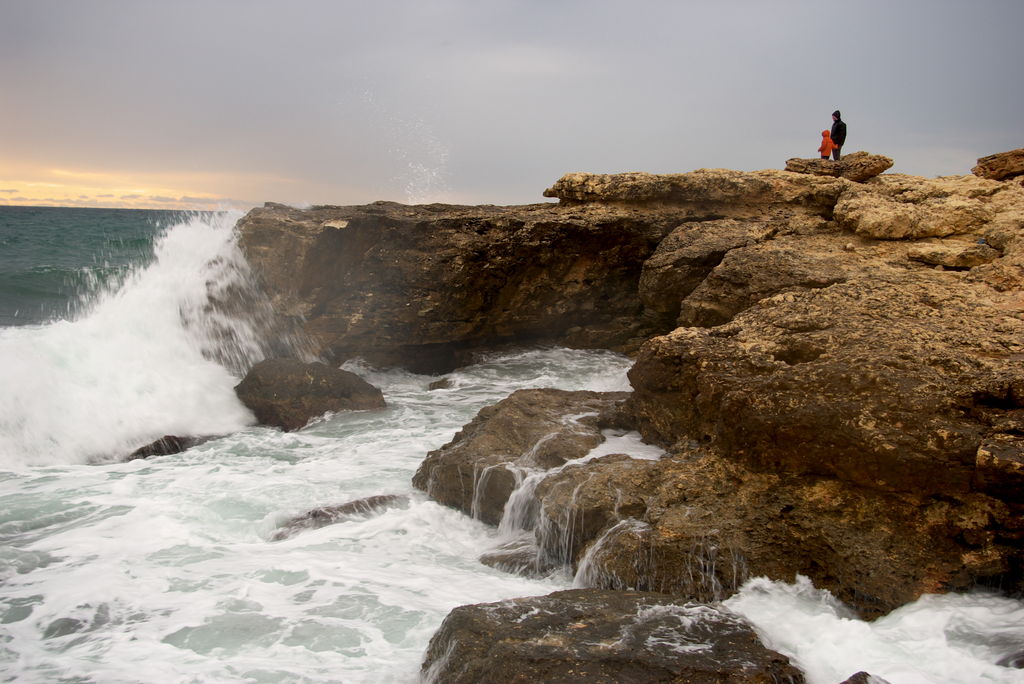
[
  {"x1": 0, "y1": 212, "x2": 261, "y2": 466},
  {"x1": 724, "y1": 575, "x2": 1024, "y2": 684},
  {"x1": 0, "y1": 349, "x2": 632, "y2": 682}
]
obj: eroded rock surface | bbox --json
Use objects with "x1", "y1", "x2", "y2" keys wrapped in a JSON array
[
  {"x1": 239, "y1": 162, "x2": 1024, "y2": 619},
  {"x1": 421, "y1": 589, "x2": 804, "y2": 684},
  {"x1": 411, "y1": 389, "x2": 630, "y2": 525},
  {"x1": 974, "y1": 148, "x2": 1024, "y2": 181},
  {"x1": 785, "y1": 151, "x2": 894, "y2": 182},
  {"x1": 237, "y1": 202, "x2": 685, "y2": 373}
]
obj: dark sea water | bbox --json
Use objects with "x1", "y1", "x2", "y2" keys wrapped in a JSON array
[
  {"x1": 0, "y1": 206, "x2": 180, "y2": 326},
  {"x1": 0, "y1": 206, "x2": 1021, "y2": 683}
]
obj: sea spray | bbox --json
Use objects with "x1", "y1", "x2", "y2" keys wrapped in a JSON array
[
  {"x1": 724, "y1": 576, "x2": 1024, "y2": 684},
  {"x1": 0, "y1": 211, "x2": 305, "y2": 466}
]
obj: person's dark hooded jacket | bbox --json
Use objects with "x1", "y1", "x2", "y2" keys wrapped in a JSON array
[{"x1": 831, "y1": 110, "x2": 847, "y2": 147}]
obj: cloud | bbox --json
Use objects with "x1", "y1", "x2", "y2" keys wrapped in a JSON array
[
  {"x1": 1, "y1": 1, "x2": 1022, "y2": 207},
  {"x1": 0, "y1": 189, "x2": 17, "y2": 193}
]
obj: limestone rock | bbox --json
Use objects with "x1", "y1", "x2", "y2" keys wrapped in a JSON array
[
  {"x1": 240, "y1": 168, "x2": 1024, "y2": 619},
  {"x1": 421, "y1": 589, "x2": 804, "y2": 684},
  {"x1": 543, "y1": 168, "x2": 846, "y2": 209},
  {"x1": 410, "y1": 389, "x2": 629, "y2": 525},
  {"x1": 234, "y1": 358, "x2": 385, "y2": 431},
  {"x1": 785, "y1": 151, "x2": 894, "y2": 182},
  {"x1": 973, "y1": 148, "x2": 1024, "y2": 181},
  {"x1": 907, "y1": 241, "x2": 1001, "y2": 269},
  {"x1": 638, "y1": 218, "x2": 778, "y2": 327},
  {"x1": 674, "y1": 237, "x2": 849, "y2": 328},
  {"x1": 833, "y1": 173, "x2": 1020, "y2": 240},
  {"x1": 628, "y1": 277, "x2": 1024, "y2": 498},
  {"x1": 237, "y1": 201, "x2": 685, "y2": 373}
]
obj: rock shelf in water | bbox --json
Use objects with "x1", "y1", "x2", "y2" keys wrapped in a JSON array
[{"x1": 236, "y1": 156, "x2": 1024, "y2": 636}]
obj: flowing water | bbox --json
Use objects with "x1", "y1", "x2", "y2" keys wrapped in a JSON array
[{"x1": 0, "y1": 206, "x2": 1021, "y2": 683}]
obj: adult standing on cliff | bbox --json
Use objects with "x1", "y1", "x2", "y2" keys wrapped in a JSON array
[{"x1": 830, "y1": 110, "x2": 847, "y2": 160}]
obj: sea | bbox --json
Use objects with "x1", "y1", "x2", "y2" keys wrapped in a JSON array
[{"x1": 0, "y1": 205, "x2": 1022, "y2": 683}]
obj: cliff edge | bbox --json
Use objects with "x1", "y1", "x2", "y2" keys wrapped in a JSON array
[{"x1": 238, "y1": 156, "x2": 1024, "y2": 616}]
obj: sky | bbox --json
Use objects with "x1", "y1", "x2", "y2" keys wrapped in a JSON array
[{"x1": 2, "y1": 0, "x2": 1022, "y2": 210}]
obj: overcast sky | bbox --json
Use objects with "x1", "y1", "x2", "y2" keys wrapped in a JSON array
[{"x1": 2, "y1": 0, "x2": 1021, "y2": 209}]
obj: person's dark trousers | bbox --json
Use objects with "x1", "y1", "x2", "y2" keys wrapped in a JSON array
[{"x1": 832, "y1": 147, "x2": 842, "y2": 161}]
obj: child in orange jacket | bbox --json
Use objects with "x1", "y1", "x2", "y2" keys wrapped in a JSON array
[{"x1": 819, "y1": 130, "x2": 837, "y2": 159}]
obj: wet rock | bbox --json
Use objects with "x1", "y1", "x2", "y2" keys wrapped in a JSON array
[
  {"x1": 427, "y1": 378, "x2": 454, "y2": 390},
  {"x1": 234, "y1": 358, "x2": 385, "y2": 431},
  {"x1": 839, "y1": 673, "x2": 891, "y2": 684},
  {"x1": 272, "y1": 494, "x2": 408, "y2": 540},
  {"x1": 245, "y1": 169, "x2": 1024, "y2": 616},
  {"x1": 624, "y1": 276, "x2": 1024, "y2": 614},
  {"x1": 477, "y1": 536, "x2": 557, "y2": 577},
  {"x1": 125, "y1": 435, "x2": 209, "y2": 461},
  {"x1": 411, "y1": 389, "x2": 630, "y2": 525},
  {"x1": 973, "y1": 148, "x2": 1024, "y2": 181},
  {"x1": 785, "y1": 151, "x2": 894, "y2": 182},
  {"x1": 237, "y1": 201, "x2": 686, "y2": 373},
  {"x1": 421, "y1": 588, "x2": 804, "y2": 684}
]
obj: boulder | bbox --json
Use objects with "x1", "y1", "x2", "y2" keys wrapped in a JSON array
[
  {"x1": 234, "y1": 358, "x2": 385, "y2": 431},
  {"x1": 421, "y1": 589, "x2": 804, "y2": 684},
  {"x1": 411, "y1": 389, "x2": 630, "y2": 525},
  {"x1": 272, "y1": 494, "x2": 408, "y2": 540},
  {"x1": 906, "y1": 241, "x2": 1001, "y2": 269},
  {"x1": 973, "y1": 148, "x2": 1024, "y2": 181},
  {"x1": 785, "y1": 151, "x2": 894, "y2": 182}
]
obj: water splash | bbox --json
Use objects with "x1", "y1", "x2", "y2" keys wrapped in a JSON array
[{"x1": 0, "y1": 212, "x2": 307, "y2": 466}]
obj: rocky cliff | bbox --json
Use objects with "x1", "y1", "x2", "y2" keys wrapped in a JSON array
[{"x1": 237, "y1": 155, "x2": 1024, "y2": 621}]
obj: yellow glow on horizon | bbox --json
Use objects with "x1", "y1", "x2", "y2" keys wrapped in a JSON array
[{"x1": 0, "y1": 163, "x2": 285, "y2": 210}]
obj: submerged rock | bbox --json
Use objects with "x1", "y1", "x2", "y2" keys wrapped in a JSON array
[
  {"x1": 234, "y1": 358, "x2": 385, "y2": 432},
  {"x1": 272, "y1": 494, "x2": 408, "y2": 540},
  {"x1": 839, "y1": 673, "x2": 891, "y2": 684},
  {"x1": 421, "y1": 588, "x2": 804, "y2": 683},
  {"x1": 125, "y1": 435, "x2": 210, "y2": 461}
]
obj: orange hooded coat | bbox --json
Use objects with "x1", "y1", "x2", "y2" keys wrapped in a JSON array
[{"x1": 819, "y1": 130, "x2": 837, "y2": 158}]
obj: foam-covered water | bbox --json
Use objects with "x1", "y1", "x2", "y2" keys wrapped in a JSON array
[
  {"x1": 725, "y1": 576, "x2": 1024, "y2": 684},
  {"x1": 1, "y1": 209, "x2": 1021, "y2": 683}
]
